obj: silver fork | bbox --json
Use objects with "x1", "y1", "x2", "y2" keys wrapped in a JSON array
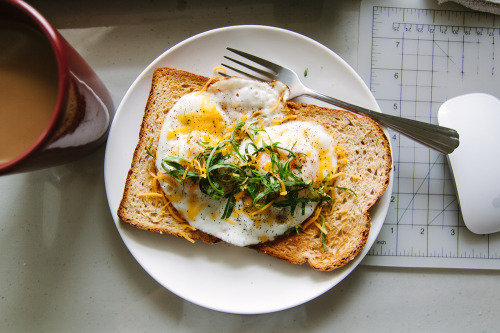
[{"x1": 221, "y1": 47, "x2": 459, "y2": 155}]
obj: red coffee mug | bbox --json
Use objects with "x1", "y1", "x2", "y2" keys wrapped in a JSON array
[{"x1": 0, "y1": 0, "x2": 114, "y2": 175}]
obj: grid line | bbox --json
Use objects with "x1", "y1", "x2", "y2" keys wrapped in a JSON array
[{"x1": 364, "y1": 5, "x2": 500, "y2": 265}]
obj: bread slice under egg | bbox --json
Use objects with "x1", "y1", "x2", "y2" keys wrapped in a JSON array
[{"x1": 117, "y1": 67, "x2": 392, "y2": 271}]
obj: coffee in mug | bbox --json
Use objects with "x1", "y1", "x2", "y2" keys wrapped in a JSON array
[
  {"x1": 0, "y1": 20, "x2": 59, "y2": 164},
  {"x1": 0, "y1": 0, "x2": 114, "y2": 175}
]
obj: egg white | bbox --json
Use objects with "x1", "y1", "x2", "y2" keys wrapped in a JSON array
[{"x1": 155, "y1": 77, "x2": 337, "y2": 246}]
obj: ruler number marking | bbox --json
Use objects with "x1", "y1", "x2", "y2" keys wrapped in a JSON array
[{"x1": 367, "y1": 5, "x2": 499, "y2": 261}]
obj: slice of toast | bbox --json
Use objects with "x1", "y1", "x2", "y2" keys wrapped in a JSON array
[{"x1": 118, "y1": 67, "x2": 392, "y2": 271}]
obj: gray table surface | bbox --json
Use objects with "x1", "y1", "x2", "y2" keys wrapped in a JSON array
[{"x1": 1, "y1": 0, "x2": 498, "y2": 331}]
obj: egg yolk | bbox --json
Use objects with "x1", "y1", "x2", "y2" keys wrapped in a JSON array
[{"x1": 167, "y1": 97, "x2": 226, "y2": 140}]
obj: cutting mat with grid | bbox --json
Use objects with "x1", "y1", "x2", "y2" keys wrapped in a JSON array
[{"x1": 358, "y1": 0, "x2": 500, "y2": 269}]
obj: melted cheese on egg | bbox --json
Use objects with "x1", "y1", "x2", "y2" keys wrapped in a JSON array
[{"x1": 155, "y1": 77, "x2": 337, "y2": 246}]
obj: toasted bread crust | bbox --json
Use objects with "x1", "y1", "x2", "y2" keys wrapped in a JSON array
[
  {"x1": 251, "y1": 103, "x2": 392, "y2": 270},
  {"x1": 118, "y1": 67, "x2": 392, "y2": 270},
  {"x1": 117, "y1": 68, "x2": 219, "y2": 244}
]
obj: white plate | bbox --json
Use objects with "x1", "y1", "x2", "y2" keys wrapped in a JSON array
[{"x1": 104, "y1": 25, "x2": 392, "y2": 314}]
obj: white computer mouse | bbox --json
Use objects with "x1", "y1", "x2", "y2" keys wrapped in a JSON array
[{"x1": 438, "y1": 93, "x2": 500, "y2": 234}]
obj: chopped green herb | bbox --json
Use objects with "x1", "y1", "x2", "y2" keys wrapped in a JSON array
[
  {"x1": 319, "y1": 214, "x2": 328, "y2": 251},
  {"x1": 285, "y1": 226, "x2": 301, "y2": 235},
  {"x1": 304, "y1": 68, "x2": 308, "y2": 77},
  {"x1": 146, "y1": 141, "x2": 155, "y2": 158},
  {"x1": 158, "y1": 120, "x2": 338, "y2": 218},
  {"x1": 336, "y1": 186, "x2": 357, "y2": 197}
]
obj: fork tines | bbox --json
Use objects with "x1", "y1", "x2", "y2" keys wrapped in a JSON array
[
  {"x1": 226, "y1": 48, "x2": 281, "y2": 72},
  {"x1": 222, "y1": 47, "x2": 278, "y2": 82}
]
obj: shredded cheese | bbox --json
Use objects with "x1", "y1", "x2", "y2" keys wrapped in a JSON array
[
  {"x1": 337, "y1": 209, "x2": 348, "y2": 216},
  {"x1": 313, "y1": 221, "x2": 328, "y2": 234},
  {"x1": 193, "y1": 159, "x2": 206, "y2": 178},
  {"x1": 142, "y1": 76, "x2": 357, "y2": 246},
  {"x1": 271, "y1": 115, "x2": 298, "y2": 125},
  {"x1": 226, "y1": 123, "x2": 236, "y2": 133},
  {"x1": 251, "y1": 110, "x2": 262, "y2": 118},
  {"x1": 151, "y1": 177, "x2": 159, "y2": 207},
  {"x1": 258, "y1": 118, "x2": 265, "y2": 130},
  {"x1": 271, "y1": 172, "x2": 287, "y2": 196},
  {"x1": 151, "y1": 215, "x2": 164, "y2": 223},
  {"x1": 186, "y1": 196, "x2": 208, "y2": 220},
  {"x1": 183, "y1": 224, "x2": 197, "y2": 231},
  {"x1": 138, "y1": 192, "x2": 163, "y2": 198},
  {"x1": 331, "y1": 172, "x2": 344, "y2": 179},
  {"x1": 195, "y1": 75, "x2": 217, "y2": 96},
  {"x1": 181, "y1": 164, "x2": 190, "y2": 180},
  {"x1": 178, "y1": 230, "x2": 195, "y2": 243},
  {"x1": 250, "y1": 199, "x2": 276, "y2": 217},
  {"x1": 161, "y1": 193, "x2": 186, "y2": 223},
  {"x1": 268, "y1": 96, "x2": 282, "y2": 113},
  {"x1": 301, "y1": 207, "x2": 322, "y2": 230},
  {"x1": 212, "y1": 66, "x2": 226, "y2": 75}
]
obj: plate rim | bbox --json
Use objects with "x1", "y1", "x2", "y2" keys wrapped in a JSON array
[{"x1": 104, "y1": 24, "x2": 393, "y2": 314}]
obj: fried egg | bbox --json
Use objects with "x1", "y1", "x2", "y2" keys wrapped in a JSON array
[{"x1": 155, "y1": 77, "x2": 337, "y2": 246}]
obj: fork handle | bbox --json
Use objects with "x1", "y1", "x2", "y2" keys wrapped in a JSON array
[{"x1": 304, "y1": 89, "x2": 460, "y2": 154}]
